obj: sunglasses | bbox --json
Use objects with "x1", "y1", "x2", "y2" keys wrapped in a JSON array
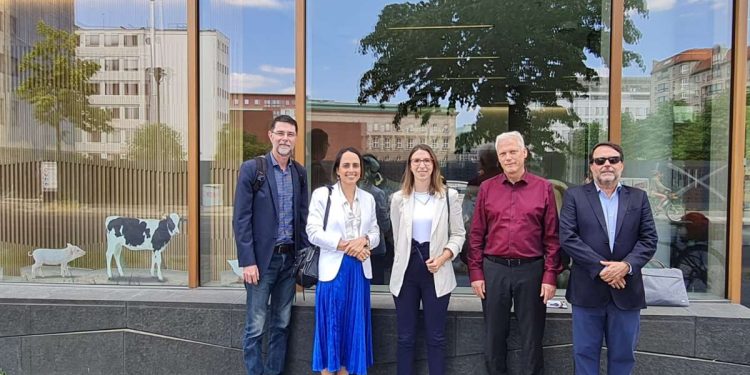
[{"x1": 591, "y1": 156, "x2": 622, "y2": 166}]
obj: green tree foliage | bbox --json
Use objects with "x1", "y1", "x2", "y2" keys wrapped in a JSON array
[
  {"x1": 622, "y1": 95, "x2": 734, "y2": 162},
  {"x1": 569, "y1": 121, "x2": 603, "y2": 159},
  {"x1": 127, "y1": 123, "x2": 185, "y2": 161},
  {"x1": 358, "y1": 0, "x2": 646, "y2": 153},
  {"x1": 214, "y1": 123, "x2": 270, "y2": 162},
  {"x1": 17, "y1": 21, "x2": 111, "y2": 156}
]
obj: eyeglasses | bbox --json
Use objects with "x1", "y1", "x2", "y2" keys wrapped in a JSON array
[
  {"x1": 411, "y1": 158, "x2": 432, "y2": 165},
  {"x1": 272, "y1": 131, "x2": 296, "y2": 138},
  {"x1": 591, "y1": 156, "x2": 622, "y2": 166}
]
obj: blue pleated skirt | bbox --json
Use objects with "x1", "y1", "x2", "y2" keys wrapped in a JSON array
[{"x1": 312, "y1": 255, "x2": 373, "y2": 374}]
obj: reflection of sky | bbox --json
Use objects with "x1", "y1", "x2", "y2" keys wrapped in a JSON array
[
  {"x1": 624, "y1": 0, "x2": 733, "y2": 76},
  {"x1": 75, "y1": 0, "x2": 734, "y2": 123}
]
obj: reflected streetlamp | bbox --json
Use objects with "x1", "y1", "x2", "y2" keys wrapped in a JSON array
[{"x1": 146, "y1": 67, "x2": 165, "y2": 125}]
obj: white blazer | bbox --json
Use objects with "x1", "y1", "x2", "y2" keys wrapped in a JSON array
[
  {"x1": 306, "y1": 183, "x2": 381, "y2": 282},
  {"x1": 389, "y1": 188, "x2": 466, "y2": 298}
]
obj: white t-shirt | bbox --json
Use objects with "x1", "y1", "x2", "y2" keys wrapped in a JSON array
[{"x1": 412, "y1": 192, "x2": 434, "y2": 243}]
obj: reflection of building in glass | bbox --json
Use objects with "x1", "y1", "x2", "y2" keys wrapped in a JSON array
[
  {"x1": 560, "y1": 77, "x2": 652, "y2": 127},
  {"x1": 75, "y1": 28, "x2": 229, "y2": 160},
  {"x1": 229, "y1": 93, "x2": 294, "y2": 147},
  {"x1": 1, "y1": 1, "x2": 75, "y2": 150},
  {"x1": 230, "y1": 93, "x2": 295, "y2": 118},
  {"x1": 650, "y1": 46, "x2": 740, "y2": 116},
  {"x1": 310, "y1": 100, "x2": 457, "y2": 162}
]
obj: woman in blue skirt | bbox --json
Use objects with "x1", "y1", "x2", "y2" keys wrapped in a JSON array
[{"x1": 307, "y1": 147, "x2": 381, "y2": 375}]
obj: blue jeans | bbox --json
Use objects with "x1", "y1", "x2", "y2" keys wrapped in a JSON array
[
  {"x1": 572, "y1": 302, "x2": 641, "y2": 375},
  {"x1": 243, "y1": 252, "x2": 295, "y2": 375}
]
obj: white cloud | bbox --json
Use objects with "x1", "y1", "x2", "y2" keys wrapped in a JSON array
[
  {"x1": 647, "y1": 0, "x2": 677, "y2": 11},
  {"x1": 279, "y1": 86, "x2": 296, "y2": 94},
  {"x1": 221, "y1": 0, "x2": 287, "y2": 9},
  {"x1": 230, "y1": 73, "x2": 280, "y2": 92},
  {"x1": 259, "y1": 65, "x2": 295, "y2": 75}
]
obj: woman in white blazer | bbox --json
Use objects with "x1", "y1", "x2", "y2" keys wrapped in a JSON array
[
  {"x1": 389, "y1": 144, "x2": 465, "y2": 375},
  {"x1": 307, "y1": 147, "x2": 380, "y2": 375}
]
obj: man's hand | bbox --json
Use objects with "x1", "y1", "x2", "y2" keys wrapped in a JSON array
[
  {"x1": 599, "y1": 261, "x2": 629, "y2": 283},
  {"x1": 607, "y1": 277, "x2": 627, "y2": 289},
  {"x1": 471, "y1": 280, "x2": 486, "y2": 300},
  {"x1": 243, "y1": 265, "x2": 260, "y2": 285},
  {"x1": 540, "y1": 283, "x2": 556, "y2": 304}
]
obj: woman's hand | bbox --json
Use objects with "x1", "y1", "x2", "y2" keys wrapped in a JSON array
[
  {"x1": 344, "y1": 236, "x2": 370, "y2": 261},
  {"x1": 425, "y1": 249, "x2": 452, "y2": 273},
  {"x1": 336, "y1": 239, "x2": 349, "y2": 251}
]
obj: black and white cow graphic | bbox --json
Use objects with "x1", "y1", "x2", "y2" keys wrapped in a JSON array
[{"x1": 105, "y1": 213, "x2": 181, "y2": 281}]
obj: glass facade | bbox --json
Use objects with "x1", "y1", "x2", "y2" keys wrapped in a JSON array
[
  {"x1": 198, "y1": 0, "x2": 295, "y2": 286},
  {"x1": 621, "y1": 0, "x2": 732, "y2": 299},
  {"x1": 0, "y1": 0, "x2": 189, "y2": 285},
  {"x1": 0, "y1": 0, "x2": 746, "y2": 302},
  {"x1": 308, "y1": 0, "x2": 610, "y2": 290}
]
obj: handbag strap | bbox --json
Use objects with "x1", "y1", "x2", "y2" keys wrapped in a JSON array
[
  {"x1": 648, "y1": 258, "x2": 668, "y2": 269},
  {"x1": 445, "y1": 187, "x2": 451, "y2": 237},
  {"x1": 323, "y1": 185, "x2": 333, "y2": 230}
]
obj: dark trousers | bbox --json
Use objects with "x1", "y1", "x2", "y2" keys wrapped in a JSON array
[
  {"x1": 482, "y1": 257, "x2": 546, "y2": 375},
  {"x1": 572, "y1": 302, "x2": 640, "y2": 375},
  {"x1": 393, "y1": 240, "x2": 451, "y2": 375}
]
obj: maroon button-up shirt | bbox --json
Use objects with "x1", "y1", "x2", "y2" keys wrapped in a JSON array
[{"x1": 468, "y1": 172, "x2": 562, "y2": 285}]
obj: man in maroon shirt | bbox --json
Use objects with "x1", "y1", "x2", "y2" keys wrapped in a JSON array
[{"x1": 468, "y1": 131, "x2": 562, "y2": 375}]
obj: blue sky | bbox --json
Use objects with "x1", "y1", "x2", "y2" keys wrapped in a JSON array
[{"x1": 74, "y1": 0, "x2": 737, "y2": 125}]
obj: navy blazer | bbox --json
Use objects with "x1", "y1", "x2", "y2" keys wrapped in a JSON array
[
  {"x1": 559, "y1": 183, "x2": 657, "y2": 310},
  {"x1": 233, "y1": 153, "x2": 309, "y2": 277}
]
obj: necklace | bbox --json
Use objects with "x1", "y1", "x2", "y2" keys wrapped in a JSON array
[{"x1": 414, "y1": 192, "x2": 432, "y2": 205}]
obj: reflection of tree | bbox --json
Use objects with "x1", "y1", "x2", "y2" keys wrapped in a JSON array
[
  {"x1": 127, "y1": 123, "x2": 185, "y2": 161},
  {"x1": 570, "y1": 121, "x2": 603, "y2": 158},
  {"x1": 214, "y1": 124, "x2": 270, "y2": 162},
  {"x1": 622, "y1": 103, "x2": 675, "y2": 160},
  {"x1": 623, "y1": 95, "x2": 734, "y2": 161},
  {"x1": 358, "y1": 0, "x2": 646, "y2": 153},
  {"x1": 18, "y1": 21, "x2": 111, "y2": 156}
]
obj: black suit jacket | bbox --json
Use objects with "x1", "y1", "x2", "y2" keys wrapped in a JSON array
[
  {"x1": 559, "y1": 183, "x2": 658, "y2": 310},
  {"x1": 232, "y1": 153, "x2": 309, "y2": 277}
]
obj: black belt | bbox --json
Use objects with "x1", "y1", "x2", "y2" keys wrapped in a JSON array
[
  {"x1": 273, "y1": 244, "x2": 294, "y2": 254},
  {"x1": 484, "y1": 255, "x2": 543, "y2": 266}
]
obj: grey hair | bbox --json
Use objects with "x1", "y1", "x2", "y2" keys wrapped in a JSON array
[{"x1": 495, "y1": 131, "x2": 525, "y2": 150}]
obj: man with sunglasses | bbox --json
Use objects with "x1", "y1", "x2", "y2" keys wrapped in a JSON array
[{"x1": 559, "y1": 142, "x2": 657, "y2": 375}]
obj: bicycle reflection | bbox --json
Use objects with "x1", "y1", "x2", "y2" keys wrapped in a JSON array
[{"x1": 670, "y1": 212, "x2": 711, "y2": 292}]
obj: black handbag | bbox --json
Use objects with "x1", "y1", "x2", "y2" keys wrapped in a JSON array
[{"x1": 294, "y1": 186, "x2": 332, "y2": 288}]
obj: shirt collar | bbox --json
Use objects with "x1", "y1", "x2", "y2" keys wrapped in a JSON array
[
  {"x1": 500, "y1": 171, "x2": 528, "y2": 185},
  {"x1": 594, "y1": 181, "x2": 623, "y2": 194},
  {"x1": 269, "y1": 152, "x2": 292, "y2": 171},
  {"x1": 269, "y1": 152, "x2": 280, "y2": 167},
  {"x1": 336, "y1": 181, "x2": 359, "y2": 203}
]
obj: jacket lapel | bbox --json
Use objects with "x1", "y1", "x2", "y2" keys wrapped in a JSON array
[
  {"x1": 430, "y1": 191, "x2": 446, "y2": 236},
  {"x1": 615, "y1": 186, "x2": 630, "y2": 240},
  {"x1": 584, "y1": 183, "x2": 608, "y2": 235},
  {"x1": 265, "y1": 153, "x2": 279, "y2": 217},
  {"x1": 402, "y1": 193, "x2": 415, "y2": 242}
]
